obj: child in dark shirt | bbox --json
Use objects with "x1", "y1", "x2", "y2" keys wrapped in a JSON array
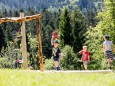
[{"x1": 52, "y1": 40, "x2": 61, "y2": 71}]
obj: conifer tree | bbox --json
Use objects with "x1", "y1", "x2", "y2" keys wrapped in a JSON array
[
  {"x1": 59, "y1": 7, "x2": 72, "y2": 47},
  {"x1": 71, "y1": 7, "x2": 88, "y2": 52}
]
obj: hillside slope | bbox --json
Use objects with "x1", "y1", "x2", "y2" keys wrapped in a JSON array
[{"x1": 0, "y1": 0, "x2": 103, "y2": 13}]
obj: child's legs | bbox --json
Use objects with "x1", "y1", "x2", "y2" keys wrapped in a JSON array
[
  {"x1": 107, "y1": 58, "x2": 112, "y2": 67},
  {"x1": 54, "y1": 58, "x2": 61, "y2": 70},
  {"x1": 83, "y1": 61, "x2": 88, "y2": 70},
  {"x1": 54, "y1": 61, "x2": 59, "y2": 67},
  {"x1": 105, "y1": 50, "x2": 112, "y2": 67},
  {"x1": 53, "y1": 58, "x2": 59, "y2": 67},
  {"x1": 83, "y1": 64, "x2": 87, "y2": 70}
]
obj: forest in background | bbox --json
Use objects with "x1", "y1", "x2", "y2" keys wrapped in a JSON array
[
  {"x1": 0, "y1": 0, "x2": 103, "y2": 14},
  {"x1": 0, "y1": 0, "x2": 115, "y2": 70}
]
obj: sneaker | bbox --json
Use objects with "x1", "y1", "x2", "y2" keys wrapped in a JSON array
[{"x1": 57, "y1": 66, "x2": 61, "y2": 71}]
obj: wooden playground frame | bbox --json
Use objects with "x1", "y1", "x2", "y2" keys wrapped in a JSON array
[{"x1": 0, "y1": 13, "x2": 44, "y2": 71}]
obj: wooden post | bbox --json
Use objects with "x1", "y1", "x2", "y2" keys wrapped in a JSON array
[
  {"x1": 37, "y1": 17, "x2": 44, "y2": 71},
  {"x1": 20, "y1": 13, "x2": 28, "y2": 69}
]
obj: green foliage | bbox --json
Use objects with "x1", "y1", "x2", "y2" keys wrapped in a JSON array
[
  {"x1": 59, "y1": 7, "x2": 88, "y2": 53},
  {"x1": 0, "y1": 0, "x2": 110, "y2": 70},
  {"x1": 0, "y1": 69, "x2": 115, "y2": 86},
  {"x1": 97, "y1": 0, "x2": 115, "y2": 43},
  {"x1": 0, "y1": 0, "x2": 104, "y2": 15},
  {"x1": 71, "y1": 7, "x2": 88, "y2": 52},
  {"x1": 0, "y1": 42, "x2": 22, "y2": 68},
  {"x1": 58, "y1": 7, "x2": 88, "y2": 70},
  {"x1": 85, "y1": 26, "x2": 106, "y2": 69},
  {"x1": 85, "y1": 0, "x2": 115, "y2": 69},
  {"x1": 60, "y1": 45, "x2": 79, "y2": 70},
  {"x1": 79, "y1": 0, "x2": 104, "y2": 14},
  {"x1": 27, "y1": 34, "x2": 39, "y2": 70},
  {"x1": 44, "y1": 57, "x2": 55, "y2": 70},
  {"x1": 59, "y1": 7, "x2": 72, "y2": 46},
  {"x1": 41, "y1": 9, "x2": 58, "y2": 57},
  {"x1": 86, "y1": 11, "x2": 98, "y2": 27},
  {"x1": 100, "y1": 58, "x2": 107, "y2": 69},
  {"x1": 0, "y1": 27, "x2": 6, "y2": 51}
]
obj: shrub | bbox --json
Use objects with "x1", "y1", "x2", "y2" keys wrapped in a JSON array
[
  {"x1": 0, "y1": 42, "x2": 22, "y2": 68},
  {"x1": 44, "y1": 57, "x2": 55, "y2": 70},
  {"x1": 60, "y1": 45, "x2": 80, "y2": 70}
]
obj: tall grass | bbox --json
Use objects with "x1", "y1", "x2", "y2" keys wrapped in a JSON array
[{"x1": 0, "y1": 69, "x2": 115, "y2": 86}]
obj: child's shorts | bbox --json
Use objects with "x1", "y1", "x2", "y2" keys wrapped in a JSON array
[
  {"x1": 105, "y1": 50, "x2": 113, "y2": 59},
  {"x1": 83, "y1": 61, "x2": 89, "y2": 65},
  {"x1": 53, "y1": 58, "x2": 59, "y2": 61}
]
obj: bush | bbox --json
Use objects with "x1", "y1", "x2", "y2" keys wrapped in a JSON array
[
  {"x1": 88, "y1": 58, "x2": 107, "y2": 70},
  {"x1": 60, "y1": 45, "x2": 80, "y2": 70},
  {"x1": 44, "y1": 57, "x2": 55, "y2": 70},
  {"x1": 0, "y1": 42, "x2": 22, "y2": 68},
  {"x1": 85, "y1": 26, "x2": 108, "y2": 70}
]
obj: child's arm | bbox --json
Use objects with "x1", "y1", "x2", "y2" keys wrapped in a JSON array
[
  {"x1": 51, "y1": 35, "x2": 54, "y2": 46},
  {"x1": 79, "y1": 50, "x2": 82, "y2": 54},
  {"x1": 88, "y1": 52, "x2": 90, "y2": 62},
  {"x1": 88, "y1": 56, "x2": 90, "y2": 62}
]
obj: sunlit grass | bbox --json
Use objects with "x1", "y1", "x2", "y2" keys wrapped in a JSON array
[{"x1": 0, "y1": 69, "x2": 115, "y2": 86}]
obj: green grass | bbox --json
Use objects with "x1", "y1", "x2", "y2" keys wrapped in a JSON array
[{"x1": 0, "y1": 69, "x2": 115, "y2": 86}]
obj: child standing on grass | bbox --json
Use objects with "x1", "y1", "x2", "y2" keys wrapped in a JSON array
[
  {"x1": 52, "y1": 40, "x2": 61, "y2": 71},
  {"x1": 79, "y1": 46, "x2": 90, "y2": 70},
  {"x1": 103, "y1": 35, "x2": 114, "y2": 70}
]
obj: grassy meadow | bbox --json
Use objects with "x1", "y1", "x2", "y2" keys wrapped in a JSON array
[{"x1": 0, "y1": 69, "x2": 115, "y2": 86}]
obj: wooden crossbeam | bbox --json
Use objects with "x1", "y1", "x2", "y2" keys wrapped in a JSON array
[{"x1": 0, "y1": 14, "x2": 42, "y2": 23}]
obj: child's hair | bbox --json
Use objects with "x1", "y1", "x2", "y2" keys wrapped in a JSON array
[
  {"x1": 104, "y1": 35, "x2": 109, "y2": 40},
  {"x1": 83, "y1": 46, "x2": 87, "y2": 49}
]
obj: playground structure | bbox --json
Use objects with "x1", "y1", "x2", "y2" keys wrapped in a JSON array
[{"x1": 0, "y1": 13, "x2": 44, "y2": 71}]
